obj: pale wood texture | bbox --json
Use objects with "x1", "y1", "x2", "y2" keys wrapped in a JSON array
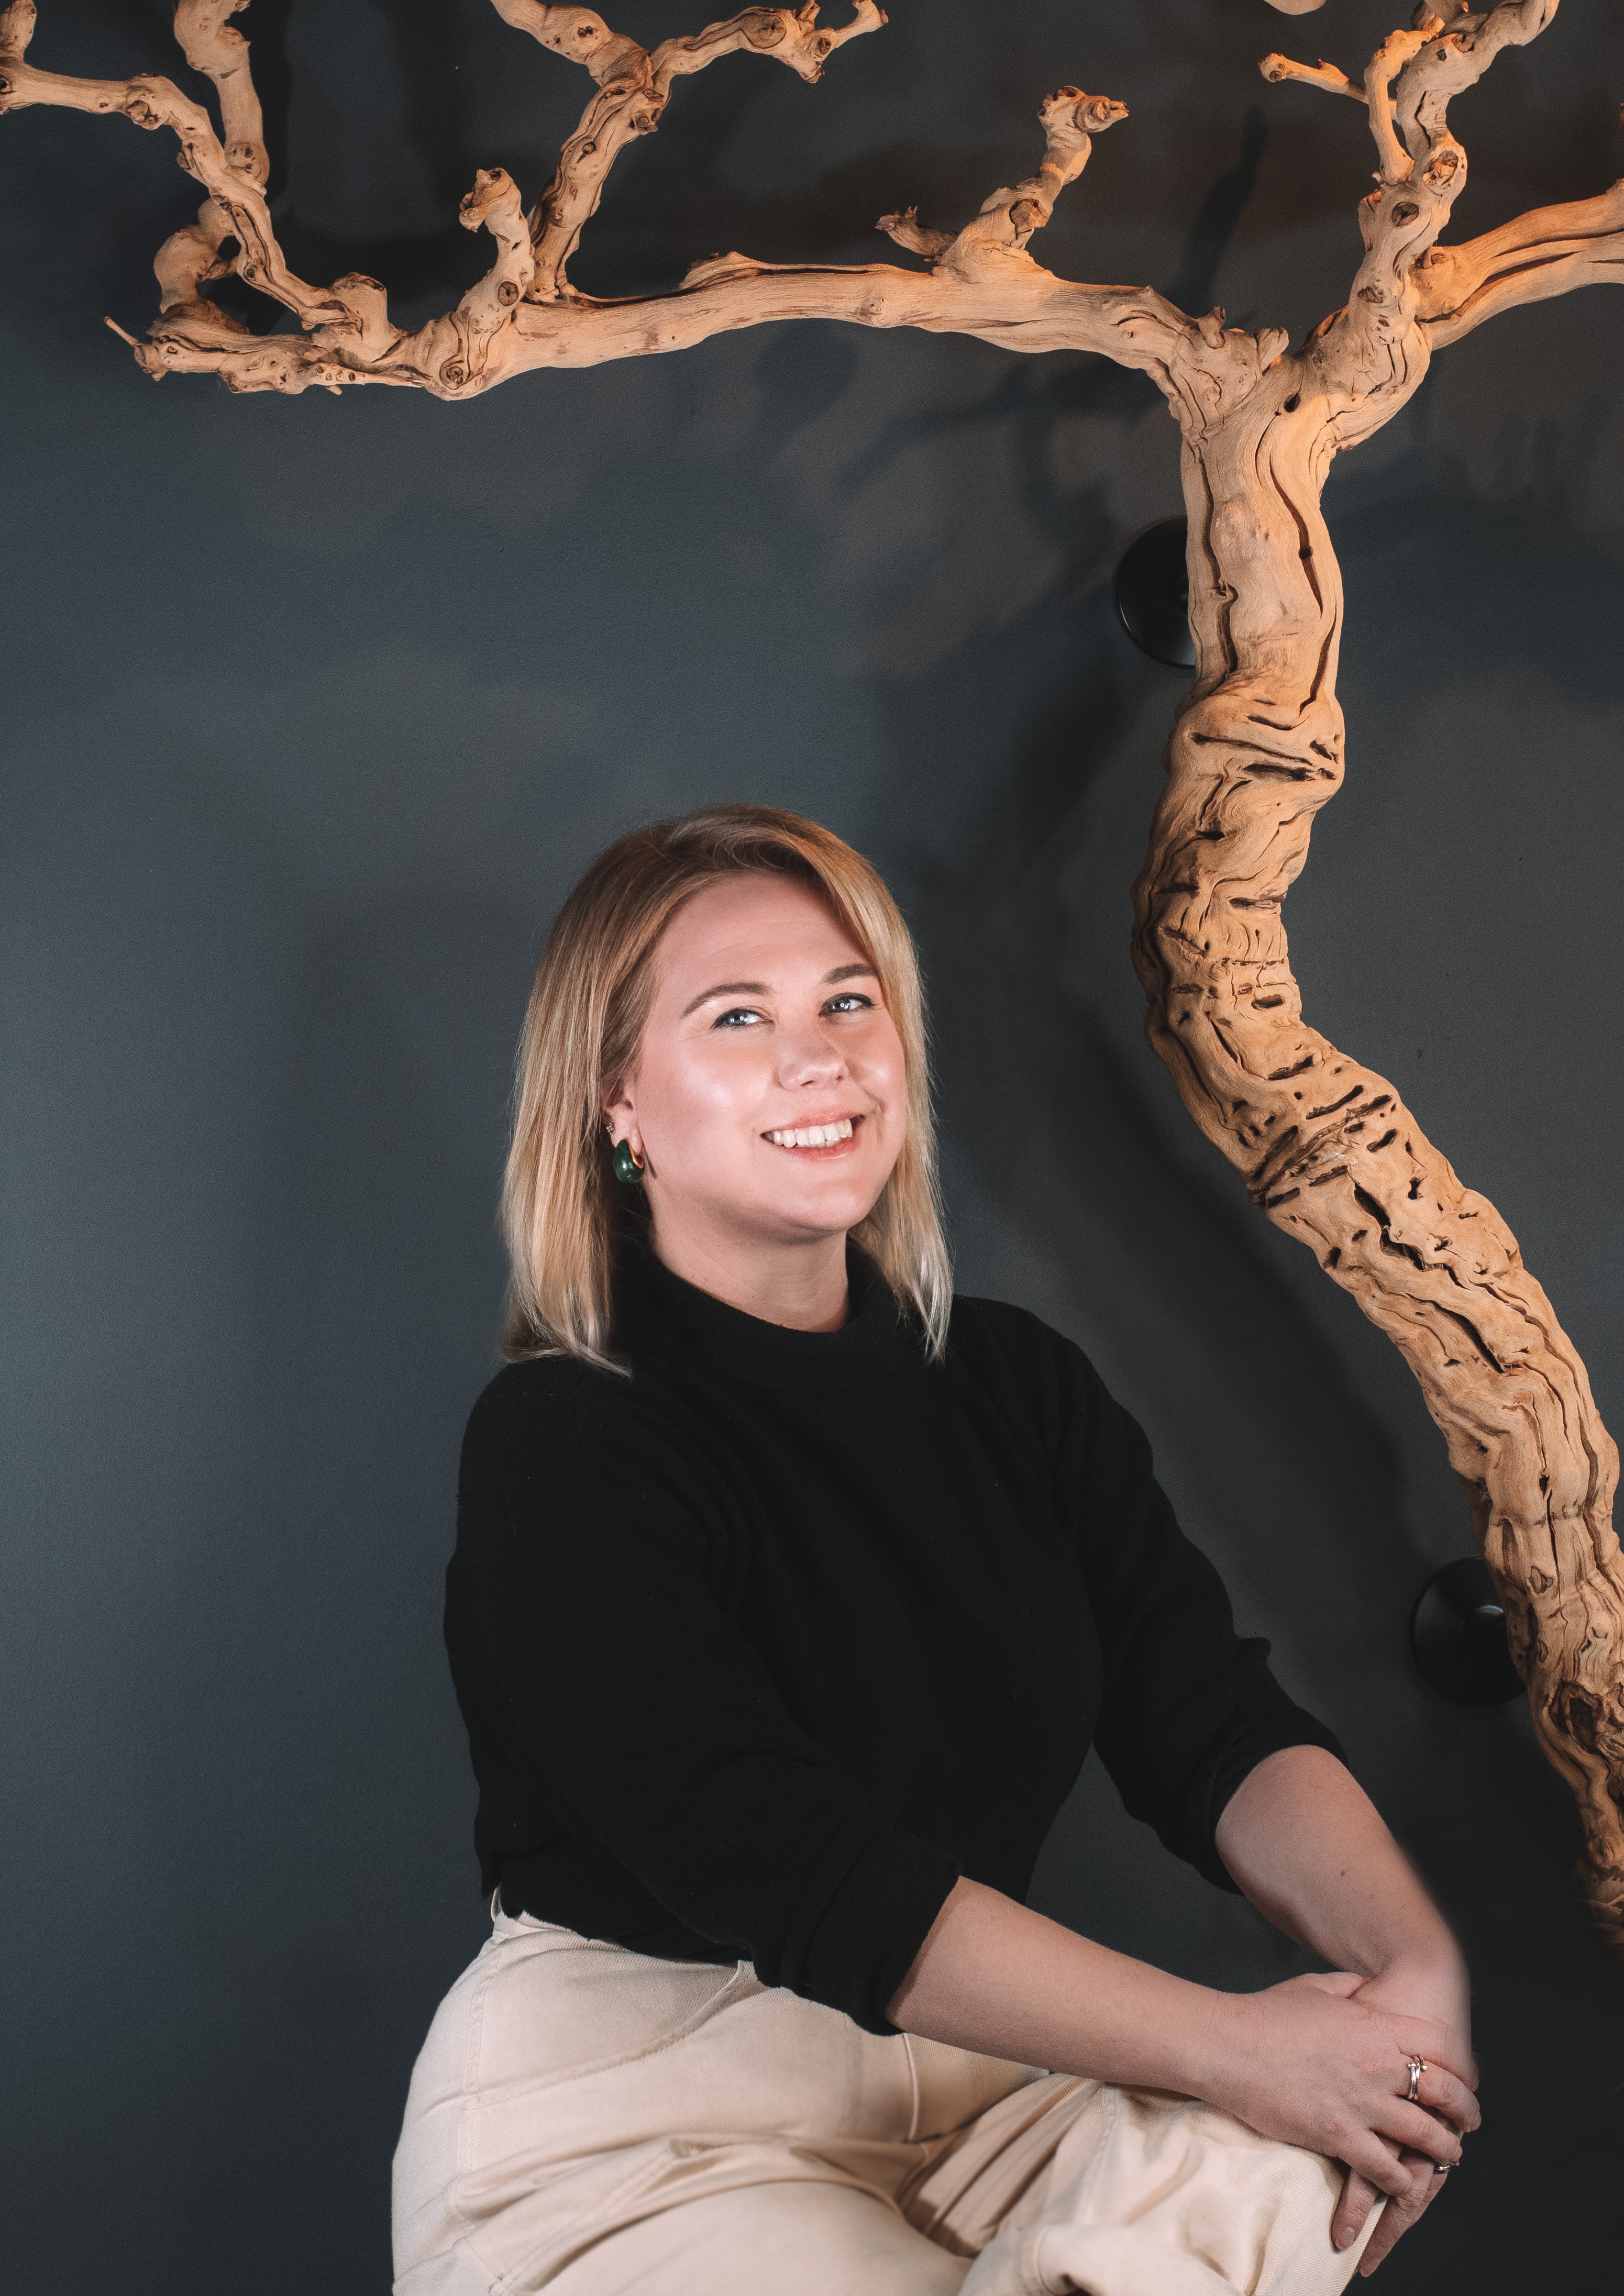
[{"x1": 4, "y1": 0, "x2": 1622, "y2": 1945}]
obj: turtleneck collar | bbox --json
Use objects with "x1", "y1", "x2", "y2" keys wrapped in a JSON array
[{"x1": 611, "y1": 1223, "x2": 914, "y2": 1393}]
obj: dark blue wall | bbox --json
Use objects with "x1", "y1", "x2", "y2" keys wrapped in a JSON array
[{"x1": 4, "y1": 2, "x2": 1620, "y2": 2286}]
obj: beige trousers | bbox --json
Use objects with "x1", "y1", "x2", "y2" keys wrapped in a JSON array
[{"x1": 392, "y1": 1907, "x2": 1380, "y2": 2296}]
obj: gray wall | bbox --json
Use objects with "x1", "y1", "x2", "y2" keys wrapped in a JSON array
[{"x1": 4, "y1": 1, "x2": 1620, "y2": 2286}]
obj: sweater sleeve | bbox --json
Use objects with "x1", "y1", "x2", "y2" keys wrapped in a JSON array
[
  {"x1": 446, "y1": 1367, "x2": 960, "y2": 2035},
  {"x1": 1054, "y1": 1340, "x2": 1344, "y2": 1889}
]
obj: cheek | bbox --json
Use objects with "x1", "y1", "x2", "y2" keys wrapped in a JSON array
[
  {"x1": 643, "y1": 1038, "x2": 769, "y2": 1140},
  {"x1": 860, "y1": 1021, "x2": 909, "y2": 1104}
]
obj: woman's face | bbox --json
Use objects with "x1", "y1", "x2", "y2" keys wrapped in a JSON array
[{"x1": 607, "y1": 872, "x2": 907, "y2": 1249}]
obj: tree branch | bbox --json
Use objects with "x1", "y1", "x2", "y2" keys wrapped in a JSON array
[
  {"x1": 1135, "y1": 0, "x2": 1624, "y2": 1950},
  {"x1": 496, "y1": 2, "x2": 888, "y2": 301},
  {"x1": 0, "y1": 0, "x2": 348, "y2": 345},
  {"x1": 1417, "y1": 182, "x2": 1624, "y2": 344},
  {"x1": 878, "y1": 85, "x2": 1128, "y2": 273},
  {"x1": 1, "y1": 13, "x2": 1241, "y2": 409},
  {"x1": 174, "y1": 0, "x2": 267, "y2": 186},
  {"x1": 1257, "y1": 54, "x2": 1366, "y2": 104},
  {"x1": 1264, "y1": 2, "x2": 1565, "y2": 424}
]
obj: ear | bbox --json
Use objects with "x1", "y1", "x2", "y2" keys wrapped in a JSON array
[{"x1": 601, "y1": 1077, "x2": 638, "y2": 1150}]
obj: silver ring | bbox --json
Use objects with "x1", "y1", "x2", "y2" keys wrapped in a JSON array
[
  {"x1": 1405, "y1": 2055, "x2": 1427, "y2": 2104},
  {"x1": 1433, "y1": 2162, "x2": 1450, "y2": 2176}
]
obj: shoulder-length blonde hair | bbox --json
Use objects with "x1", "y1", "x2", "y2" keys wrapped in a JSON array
[{"x1": 501, "y1": 803, "x2": 952, "y2": 1372}]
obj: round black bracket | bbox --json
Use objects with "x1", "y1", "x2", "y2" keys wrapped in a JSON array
[
  {"x1": 1112, "y1": 516, "x2": 1194, "y2": 669},
  {"x1": 1408, "y1": 1558, "x2": 1524, "y2": 1707}
]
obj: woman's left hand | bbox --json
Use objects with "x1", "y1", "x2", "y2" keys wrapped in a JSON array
[{"x1": 1332, "y1": 1959, "x2": 1476, "y2": 2275}]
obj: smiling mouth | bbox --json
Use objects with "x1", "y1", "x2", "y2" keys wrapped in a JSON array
[{"x1": 763, "y1": 1114, "x2": 864, "y2": 1153}]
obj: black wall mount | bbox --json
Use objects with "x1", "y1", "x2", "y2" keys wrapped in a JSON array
[
  {"x1": 1112, "y1": 516, "x2": 1195, "y2": 669},
  {"x1": 1409, "y1": 1558, "x2": 1524, "y2": 1707}
]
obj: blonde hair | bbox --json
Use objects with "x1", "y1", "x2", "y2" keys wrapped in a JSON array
[{"x1": 500, "y1": 803, "x2": 952, "y2": 1372}]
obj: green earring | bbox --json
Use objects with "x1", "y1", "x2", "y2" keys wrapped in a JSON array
[{"x1": 612, "y1": 1137, "x2": 645, "y2": 1186}]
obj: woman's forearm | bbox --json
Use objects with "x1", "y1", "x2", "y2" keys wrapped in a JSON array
[
  {"x1": 887, "y1": 1745, "x2": 1468, "y2": 2088},
  {"x1": 886, "y1": 1746, "x2": 1479, "y2": 2219},
  {"x1": 1213, "y1": 1745, "x2": 1465, "y2": 2001},
  {"x1": 886, "y1": 1878, "x2": 1228, "y2": 2086}
]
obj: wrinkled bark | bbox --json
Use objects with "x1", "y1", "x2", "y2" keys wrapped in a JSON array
[
  {"x1": 1134, "y1": 382, "x2": 1624, "y2": 1950},
  {"x1": 4, "y1": 0, "x2": 1622, "y2": 1939},
  {"x1": 1131, "y1": 1, "x2": 1624, "y2": 1948}
]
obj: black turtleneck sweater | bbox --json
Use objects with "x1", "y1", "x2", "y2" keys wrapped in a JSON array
[{"x1": 444, "y1": 1228, "x2": 1341, "y2": 2036}]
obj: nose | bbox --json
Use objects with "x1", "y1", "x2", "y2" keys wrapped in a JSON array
[{"x1": 775, "y1": 1014, "x2": 848, "y2": 1089}]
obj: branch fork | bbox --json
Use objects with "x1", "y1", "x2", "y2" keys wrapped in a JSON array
[
  {"x1": 510, "y1": 3, "x2": 887, "y2": 302},
  {"x1": 879, "y1": 86, "x2": 1128, "y2": 277}
]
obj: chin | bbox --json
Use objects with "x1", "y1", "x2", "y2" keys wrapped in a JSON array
[{"x1": 776, "y1": 1186, "x2": 881, "y2": 1236}]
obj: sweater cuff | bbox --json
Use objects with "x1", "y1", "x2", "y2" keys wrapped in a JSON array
[
  {"x1": 771, "y1": 1820, "x2": 961, "y2": 2035},
  {"x1": 1196, "y1": 1710, "x2": 1347, "y2": 1893}
]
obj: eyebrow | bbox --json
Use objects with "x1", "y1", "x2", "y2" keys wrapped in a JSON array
[{"x1": 679, "y1": 961, "x2": 878, "y2": 1019}]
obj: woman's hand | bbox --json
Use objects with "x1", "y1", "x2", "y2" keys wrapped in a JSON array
[
  {"x1": 1193, "y1": 1967, "x2": 1479, "y2": 2237},
  {"x1": 1330, "y1": 1959, "x2": 1476, "y2": 2275},
  {"x1": 1211, "y1": 1748, "x2": 1480, "y2": 2270}
]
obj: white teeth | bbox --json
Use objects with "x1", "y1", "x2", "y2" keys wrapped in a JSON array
[{"x1": 767, "y1": 1117, "x2": 855, "y2": 1150}]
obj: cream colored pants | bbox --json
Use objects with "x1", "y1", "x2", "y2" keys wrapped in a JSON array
[{"x1": 392, "y1": 1907, "x2": 1379, "y2": 2295}]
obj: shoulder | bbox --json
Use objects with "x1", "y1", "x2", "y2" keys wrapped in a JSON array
[
  {"x1": 947, "y1": 1290, "x2": 1098, "y2": 1390},
  {"x1": 459, "y1": 1352, "x2": 635, "y2": 1485},
  {"x1": 462, "y1": 1350, "x2": 584, "y2": 1447},
  {"x1": 459, "y1": 1348, "x2": 713, "y2": 1504},
  {"x1": 944, "y1": 1290, "x2": 1110, "y2": 1449}
]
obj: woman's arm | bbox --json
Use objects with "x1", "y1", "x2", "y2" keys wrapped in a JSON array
[
  {"x1": 1214, "y1": 1743, "x2": 1475, "y2": 2272},
  {"x1": 1213, "y1": 1745, "x2": 1470, "y2": 2040},
  {"x1": 886, "y1": 1747, "x2": 1478, "y2": 2262}
]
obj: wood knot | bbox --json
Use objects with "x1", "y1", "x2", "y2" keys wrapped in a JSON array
[
  {"x1": 747, "y1": 16, "x2": 788, "y2": 43},
  {"x1": 439, "y1": 358, "x2": 468, "y2": 386},
  {"x1": 497, "y1": 279, "x2": 521, "y2": 306},
  {"x1": 1391, "y1": 201, "x2": 1420, "y2": 223},
  {"x1": 1009, "y1": 197, "x2": 1043, "y2": 235}
]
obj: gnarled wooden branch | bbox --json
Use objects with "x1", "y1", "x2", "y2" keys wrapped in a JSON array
[
  {"x1": 174, "y1": 0, "x2": 267, "y2": 185},
  {"x1": 880, "y1": 85, "x2": 1129, "y2": 270},
  {"x1": 495, "y1": 2, "x2": 886, "y2": 301},
  {"x1": 1133, "y1": 0, "x2": 1624, "y2": 1949},
  {"x1": 4, "y1": 0, "x2": 1623, "y2": 1945}
]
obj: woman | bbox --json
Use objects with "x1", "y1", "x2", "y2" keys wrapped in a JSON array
[{"x1": 393, "y1": 804, "x2": 1477, "y2": 2296}]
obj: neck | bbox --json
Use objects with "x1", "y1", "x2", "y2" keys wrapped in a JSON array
[{"x1": 643, "y1": 1214, "x2": 852, "y2": 1332}]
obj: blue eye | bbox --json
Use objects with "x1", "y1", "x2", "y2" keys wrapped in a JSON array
[
  {"x1": 714, "y1": 1007, "x2": 761, "y2": 1028},
  {"x1": 825, "y1": 993, "x2": 873, "y2": 1014}
]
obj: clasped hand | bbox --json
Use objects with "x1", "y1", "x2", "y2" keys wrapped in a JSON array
[{"x1": 1199, "y1": 1962, "x2": 1479, "y2": 2277}]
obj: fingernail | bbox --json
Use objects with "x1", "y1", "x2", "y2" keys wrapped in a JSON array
[{"x1": 1335, "y1": 2230, "x2": 1354, "y2": 2250}]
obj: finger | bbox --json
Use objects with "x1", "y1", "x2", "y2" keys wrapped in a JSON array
[
  {"x1": 1371, "y1": 2100, "x2": 1465, "y2": 2164},
  {"x1": 1358, "y1": 2151, "x2": 1445, "y2": 2278},
  {"x1": 1419, "y1": 2064, "x2": 1481, "y2": 2133},
  {"x1": 1332, "y1": 2164, "x2": 1381, "y2": 2253},
  {"x1": 1388, "y1": 2022, "x2": 1478, "y2": 2090},
  {"x1": 1344, "y1": 2134, "x2": 1416, "y2": 2200}
]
